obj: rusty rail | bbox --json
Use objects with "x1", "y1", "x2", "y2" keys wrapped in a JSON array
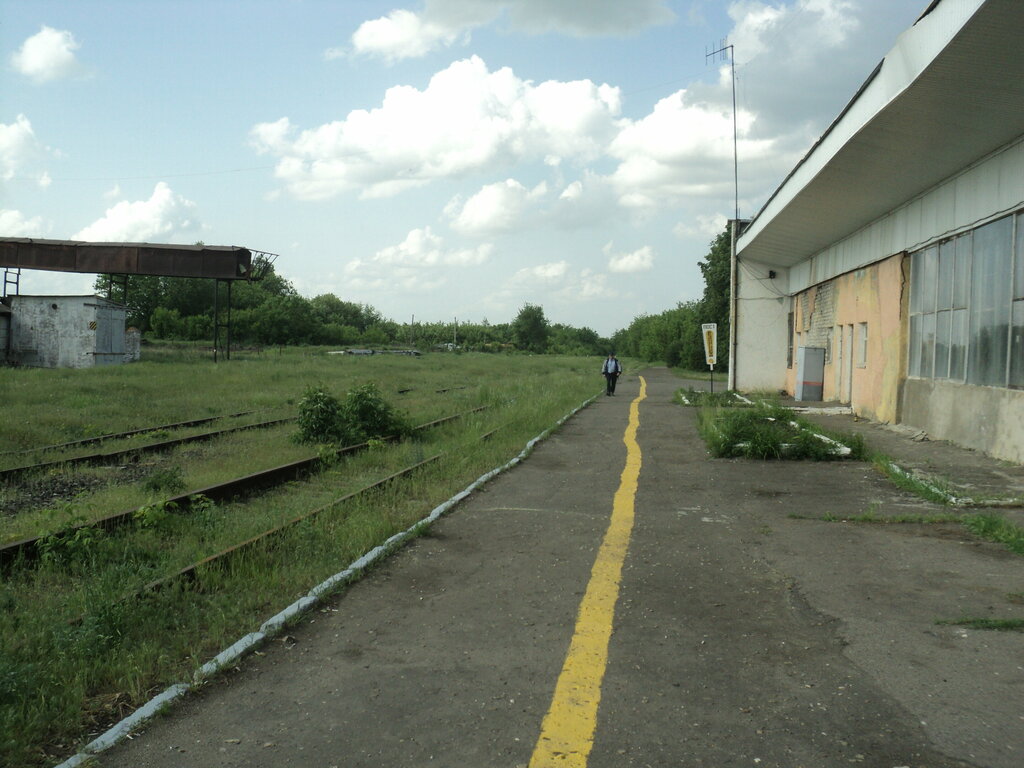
[
  {"x1": 0, "y1": 410, "x2": 258, "y2": 458},
  {"x1": 139, "y1": 454, "x2": 442, "y2": 594},
  {"x1": 0, "y1": 417, "x2": 295, "y2": 484},
  {"x1": 0, "y1": 406, "x2": 486, "y2": 571}
]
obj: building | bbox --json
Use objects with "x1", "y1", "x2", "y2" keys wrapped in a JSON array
[
  {"x1": 4, "y1": 295, "x2": 139, "y2": 369},
  {"x1": 730, "y1": 0, "x2": 1024, "y2": 463}
]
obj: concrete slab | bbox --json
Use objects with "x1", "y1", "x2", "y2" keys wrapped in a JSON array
[{"x1": 95, "y1": 367, "x2": 1021, "y2": 768}]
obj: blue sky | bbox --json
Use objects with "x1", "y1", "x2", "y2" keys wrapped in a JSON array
[{"x1": 3, "y1": 0, "x2": 925, "y2": 336}]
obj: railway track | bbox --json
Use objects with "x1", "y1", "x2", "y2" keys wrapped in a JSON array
[
  {"x1": 0, "y1": 410, "x2": 258, "y2": 458},
  {"x1": 139, "y1": 452, "x2": 443, "y2": 594},
  {"x1": 69, "y1": 425, "x2": 502, "y2": 622},
  {"x1": 0, "y1": 407, "x2": 486, "y2": 570},
  {"x1": 0, "y1": 416, "x2": 295, "y2": 484}
]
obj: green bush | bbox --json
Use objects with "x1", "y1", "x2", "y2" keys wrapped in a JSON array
[
  {"x1": 696, "y1": 402, "x2": 864, "y2": 460},
  {"x1": 338, "y1": 383, "x2": 413, "y2": 444},
  {"x1": 295, "y1": 383, "x2": 412, "y2": 446},
  {"x1": 295, "y1": 385, "x2": 345, "y2": 444}
]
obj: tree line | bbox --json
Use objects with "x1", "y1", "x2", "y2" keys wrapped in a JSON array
[
  {"x1": 611, "y1": 228, "x2": 730, "y2": 370},
  {"x1": 98, "y1": 227, "x2": 729, "y2": 367}
]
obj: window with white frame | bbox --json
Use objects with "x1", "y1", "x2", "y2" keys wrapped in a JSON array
[
  {"x1": 909, "y1": 210, "x2": 1021, "y2": 389},
  {"x1": 857, "y1": 322, "x2": 867, "y2": 367}
]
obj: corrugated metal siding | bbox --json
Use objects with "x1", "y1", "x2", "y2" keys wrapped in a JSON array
[{"x1": 790, "y1": 136, "x2": 1024, "y2": 294}]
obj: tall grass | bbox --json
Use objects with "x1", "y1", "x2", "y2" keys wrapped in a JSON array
[
  {"x1": 0, "y1": 349, "x2": 600, "y2": 767},
  {"x1": 695, "y1": 401, "x2": 865, "y2": 460}
]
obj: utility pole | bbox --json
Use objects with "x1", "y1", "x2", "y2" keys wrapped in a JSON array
[{"x1": 705, "y1": 40, "x2": 739, "y2": 221}]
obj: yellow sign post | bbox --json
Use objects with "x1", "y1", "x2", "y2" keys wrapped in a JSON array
[{"x1": 701, "y1": 323, "x2": 717, "y2": 393}]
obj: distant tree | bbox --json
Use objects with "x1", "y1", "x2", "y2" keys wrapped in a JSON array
[
  {"x1": 149, "y1": 306, "x2": 183, "y2": 338},
  {"x1": 251, "y1": 295, "x2": 316, "y2": 345},
  {"x1": 512, "y1": 303, "x2": 550, "y2": 353},
  {"x1": 548, "y1": 323, "x2": 605, "y2": 356},
  {"x1": 699, "y1": 227, "x2": 731, "y2": 365}
]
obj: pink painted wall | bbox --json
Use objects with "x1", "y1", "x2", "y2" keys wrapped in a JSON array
[{"x1": 786, "y1": 254, "x2": 906, "y2": 422}]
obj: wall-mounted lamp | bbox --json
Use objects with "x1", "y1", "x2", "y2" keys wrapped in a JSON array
[{"x1": 768, "y1": 270, "x2": 777, "y2": 279}]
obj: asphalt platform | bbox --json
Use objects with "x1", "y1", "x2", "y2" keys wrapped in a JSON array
[{"x1": 96, "y1": 366, "x2": 1023, "y2": 768}]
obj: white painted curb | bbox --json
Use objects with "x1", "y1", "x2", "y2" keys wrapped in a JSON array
[{"x1": 53, "y1": 393, "x2": 599, "y2": 768}]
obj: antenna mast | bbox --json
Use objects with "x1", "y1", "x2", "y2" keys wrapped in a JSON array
[{"x1": 705, "y1": 40, "x2": 739, "y2": 221}]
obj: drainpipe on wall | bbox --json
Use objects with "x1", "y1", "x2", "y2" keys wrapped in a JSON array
[{"x1": 727, "y1": 219, "x2": 739, "y2": 391}]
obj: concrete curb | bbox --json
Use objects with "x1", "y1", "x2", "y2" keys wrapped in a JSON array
[{"x1": 52, "y1": 393, "x2": 598, "y2": 768}]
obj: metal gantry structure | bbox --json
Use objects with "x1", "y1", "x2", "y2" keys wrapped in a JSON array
[{"x1": 0, "y1": 239, "x2": 278, "y2": 361}]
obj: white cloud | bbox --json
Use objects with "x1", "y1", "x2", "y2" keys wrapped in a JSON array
[
  {"x1": 341, "y1": 226, "x2": 492, "y2": 293},
  {"x1": 348, "y1": 0, "x2": 673, "y2": 62},
  {"x1": 250, "y1": 56, "x2": 622, "y2": 200},
  {"x1": 72, "y1": 183, "x2": 200, "y2": 242},
  {"x1": 350, "y1": 8, "x2": 477, "y2": 63},
  {"x1": 11, "y1": 26, "x2": 82, "y2": 83},
  {"x1": 605, "y1": 242, "x2": 654, "y2": 273},
  {"x1": 446, "y1": 178, "x2": 547, "y2": 235},
  {"x1": 374, "y1": 226, "x2": 492, "y2": 266},
  {"x1": 559, "y1": 181, "x2": 583, "y2": 200},
  {"x1": 729, "y1": 0, "x2": 858, "y2": 65},
  {"x1": 0, "y1": 209, "x2": 45, "y2": 236},
  {"x1": 569, "y1": 269, "x2": 616, "y2": 300},
  {"x1": 517, "y1": 261, "x2": 568, "y2": 282},
  {"x1": 674, "y1": 212, "x2": 729, "y2": 239},
  {"x1": 0, "y1": 114, "x2": 47, "y2": 181},
  {"x1": 608, "y1": 90, "x2": 774, "y2": 209}
]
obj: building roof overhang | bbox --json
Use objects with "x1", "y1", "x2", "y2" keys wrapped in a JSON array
[{"x1": 736, "y1": 0, "x2": 1024, "y2": 268}]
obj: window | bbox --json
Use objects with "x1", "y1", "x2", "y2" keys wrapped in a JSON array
[
  {"x1": 787, "y1": 310, "x2": 794, "y2": 368},
  {"x1": 909, "y1": 211, "x2": 1022, "y2": 389},
  {"x1": 967, "y1": 217, "x2": 1013, "y2": 386},
  {"x1": 857, "y1": 322, "x2": 867, "y2": 367},
  {"x1": 1012, "y1": 217, "x2": 1024, "y2": 388}
]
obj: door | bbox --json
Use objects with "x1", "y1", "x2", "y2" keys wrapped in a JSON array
[{"x1": 841, "y1": 324, "x2": 854, "y2": 404}]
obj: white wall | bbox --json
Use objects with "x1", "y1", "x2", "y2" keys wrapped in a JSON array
[
  {"x1": 733, "y1": 259, "x2": 790, "y2": 392},
  {"x1": 9, "y1": 295, "x2": 126, "y2": 368}
]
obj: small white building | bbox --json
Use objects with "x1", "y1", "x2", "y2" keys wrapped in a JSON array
[{"x1": 5, "y1": 295, "x2": 139, "y2": 369}]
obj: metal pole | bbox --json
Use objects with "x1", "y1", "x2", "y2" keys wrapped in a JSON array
[
  {"x1": 728, "y1": 219, "x2": 738, "y2": 391},
  {"x1": 212, "y1": 279, "x2": 221, "y2": 363},
  {"x1": 730, "y1": 46, "x2": 738, "y2": 222},
  {"x1": 226, "y1": 280, "x2": 232, "y2": 361}
]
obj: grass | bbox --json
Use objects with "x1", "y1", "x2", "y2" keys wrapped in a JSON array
[
  {"x1": 796, "y1": 511, "x2": 963, "y2": 524},
  {"x1": 0, "y1": 348, "x2": 601, "y2": 768},
  {"x1": 798, "y1": 509, "x2": 1024, "y2": 558},
  {"x1": 962, "y1": 513, "x2": 1024, "y2": 555},
  {"x1": 694, "y1": 401, "x2": 866, "y2": 460},
  {"x1": 675, "y1": 387, "x2": 752, "y2": 408},
  {"x1": 870, "y1": 455, "x2": 960, "y2": 505},
  {"x1": 935, "y1": 618, "x2": 1024, "y2": 631}
]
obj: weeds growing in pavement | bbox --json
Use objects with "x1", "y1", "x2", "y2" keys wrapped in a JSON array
[
  {"x1": 962, "y1": 513, "x2": 1024, "y2": 556},
  {"x1": 870, "y1": 455, "x2": 956, "y2": 504},
  {"x1": 696, "y1": 402, "x2": 865, "y2": 460},
  {"x1": 675, "y1": 388, "x2": 751, "y2": 408},
  {"x1": 935, "y1": 618, "x2": 1024, "y2": 631},
  {"x1": 800, "y1": 508, "x2": 1024, "y2": 558}
]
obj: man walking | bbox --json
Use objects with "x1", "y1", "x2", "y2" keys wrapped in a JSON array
[{"x1": 602, "y1": 352, "x2": 622, "y2": 396}]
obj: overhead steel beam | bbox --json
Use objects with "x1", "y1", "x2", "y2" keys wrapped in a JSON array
[{"x1": 0, "y1": 238, "x2": 255, "y2": 280}]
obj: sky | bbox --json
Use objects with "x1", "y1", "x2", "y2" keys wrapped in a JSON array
[{"x1": 2, "y1": 0, "x2": 927, "y2": 336}]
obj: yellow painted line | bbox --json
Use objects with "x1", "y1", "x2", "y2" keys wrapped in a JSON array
[{"x1": 529, "y1": 375, "x2": 647, "y2": 767}]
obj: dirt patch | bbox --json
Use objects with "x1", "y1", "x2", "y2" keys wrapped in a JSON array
[{"x1": 1, "y1": 462, "x2": 157, "y2": 518}]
